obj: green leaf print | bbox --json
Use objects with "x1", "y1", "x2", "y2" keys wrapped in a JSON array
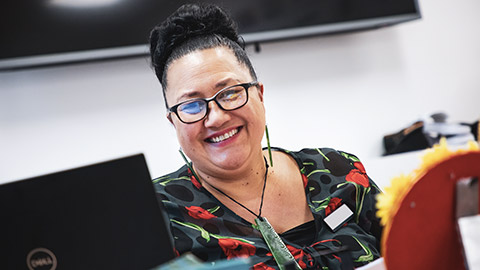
[
  {"x1": 211, "y1": 234, "x2": 255, "y2": 245},
  {"x1": 352, "y1": 236, "x2": 374, "y2": 263},
  {"x1": 154, "y1": 176, "x2": 190, "y2": 185},
  {"x1": 336, "y1": 182, "x2": 349, "y2": 189},
  {"x1": 208, "y1": 205, "x2": 220, "y2": 214},
  {"x1": 311, "y1": 197, "x2": 331, "y2": 212},
  {"x1": 341, "y1": 152, "x2": 360, "y2": 163},
  {"x1": 356, "y1": 187, "x2": 370, "y2": 223},
  {"x1": 152, "y1": 175, "x2": 169, "y2": 184},
  {"x1": 170, "y1": 219, "x2": 211, "y2": 242},
  {"x1": 316, "y1": 148, "x2": 330, "y2": 162},
  {"x1": 337, "y1": 182, "x2": 363, "y2": 222},
  {"x1": 171, "y1": 219, "x2": 255, "y2": 245},
  {"x1": 307, "y1": 169, "x2": 331, "y2": 178}
]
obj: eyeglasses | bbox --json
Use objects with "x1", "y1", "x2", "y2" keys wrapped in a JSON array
[{"x1": 168, "y1": 81, "x2": 258, "y2": 124}]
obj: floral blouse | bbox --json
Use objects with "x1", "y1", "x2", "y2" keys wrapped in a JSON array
[{"x1": 153, "y1": 148, "x2": 382, "y2": 269}]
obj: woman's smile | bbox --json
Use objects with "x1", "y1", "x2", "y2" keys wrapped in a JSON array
[{"x1": 205, "y1": 126, "x2": 242, "y2": 144}]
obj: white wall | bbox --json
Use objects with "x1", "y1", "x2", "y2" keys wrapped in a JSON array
[{"x1": 1, "y1": 0, "x2": 479, "y2": 187}]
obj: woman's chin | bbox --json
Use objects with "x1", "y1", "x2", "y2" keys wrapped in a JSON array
[{"x1": 212, "y1": 155, "x2": 246, "y2": 171}]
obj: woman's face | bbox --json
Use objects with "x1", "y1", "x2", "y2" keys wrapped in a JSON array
[{"x1": 165, "y1": 46, "x2": 265, "y2": 176}]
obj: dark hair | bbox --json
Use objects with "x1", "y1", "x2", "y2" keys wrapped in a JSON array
[{"x1": 149, "y1": 3, "x2": 257, "y2": 107}]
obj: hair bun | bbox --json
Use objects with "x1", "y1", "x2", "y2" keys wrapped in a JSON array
[
  {"x1": 150, "y1": 4, "x2": 241, "y2": 82},
  {"x1": 169, "y1": 4, "x2": 240, "y2": 44}
]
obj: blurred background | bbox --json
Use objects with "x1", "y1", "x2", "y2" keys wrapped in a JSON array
[{"x1": 1, "y1": 0, "x2": 479, "y2": 187}]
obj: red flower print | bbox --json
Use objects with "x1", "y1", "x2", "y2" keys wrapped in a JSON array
[
  {"x1": 185, "y1": 206, "x2": 216, "y2": 220},
  {"x1": 286, "y1": 245, "x2": 310, "y2": 268},
  {"x1": 301, "y1": 174, "x2": 309, "y2": 188},
  {"x1": 218, "y1": 238, "x2": 256, "y2": 259},
  {"x1": 188, "y1": 168, "x2": 202, "y2": 189},
  {"x1": 252, "y1": 262, "x2": 276, "y2": 270},
  {"x1": 346, "y1": 162, "x2": 369, "y2": 187},
  {"x1": 325, "y1": 197, "x2": 342, "y2": 217},
  {"x1": 286, "y1": 245, "x2": 303, "y2": 257}
]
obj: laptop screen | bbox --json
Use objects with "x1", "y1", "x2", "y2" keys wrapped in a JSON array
[{"x1": 0, "y1": 154, "x2": 174, "y2": 270}]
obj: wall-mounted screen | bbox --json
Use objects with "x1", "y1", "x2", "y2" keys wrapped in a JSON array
[{"x1": 0, "y1": 0, "x2": 421, "y2": 70}]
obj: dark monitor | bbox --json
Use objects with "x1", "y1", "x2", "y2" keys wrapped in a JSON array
[
  {"x1": 0, "y1": 154, "x2": 174, "y2": 270},
  {"x1": 0, "y1": 0, "x2": 421, "y2": 70}
]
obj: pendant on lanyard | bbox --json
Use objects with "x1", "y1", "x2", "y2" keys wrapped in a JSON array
[{"x1": 255, "y1": 217, "x2": 302, "y2": 270}]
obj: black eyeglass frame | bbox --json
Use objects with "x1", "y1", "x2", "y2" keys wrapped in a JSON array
[{"x1": 168, "y1": 81, "x2": 259, "y2": 124}]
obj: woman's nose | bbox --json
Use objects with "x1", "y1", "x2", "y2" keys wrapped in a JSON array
[{"x1": 203, "y1": 101, "x2": 231, "y2": 128}]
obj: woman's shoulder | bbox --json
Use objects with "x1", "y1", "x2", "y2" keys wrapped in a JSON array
[
  {"x1": 153, "y1": 164, "x2": 186, "y2": 183},
  {"x1": 152, "y1": 164, "x2": 202, "y2": 191},
  {"x1": 296, "y1": 147, "x2": 358, "y2": 159},
  {"x1": 274, "y1": 147, "x2": 362, "y2": 168},
  {"x1": 152, "y1": 164, "x2": 211, "y2": 212},
  {"x1": 276, "y1": 146, "x2": 374, "y2": 186}
]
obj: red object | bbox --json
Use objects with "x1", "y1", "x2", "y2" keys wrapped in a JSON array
[
  {"x1": 302, "y1": 174, "x2": 309, "y2": 188},
  {"x1": 325, "y1": 197, "x2": 342, "y2": 217},
  {"x1": 286, "y1": 244, "x2": 311, "y2": 268},
  {"x1": 188, "y1": 168, "x2": 203, "y2": 189},
  {"x1": 185, "y1": 206, "x2": 216, "y2": 220},
  {"x1": 346, "y1": 162, "x2": 370, "y2": 187},
  {"x1": 218, "y1": 238, "x2": 256, "y2": 259},
  {"x1": 383, "y1": 152, "x2": 480, "y2": 270},
  {"x1": 252, "y1": 262, "x2": 276, "y2": 270}
]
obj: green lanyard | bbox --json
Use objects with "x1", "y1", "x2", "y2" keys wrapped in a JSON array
[
  {"x1": 179, "y1": 150, "x2": 301, "y2": 270},
  {"x1": 256, "y1": 217, "x2": 302, "y2": 270}
]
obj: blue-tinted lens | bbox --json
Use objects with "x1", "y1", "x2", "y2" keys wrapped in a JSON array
[
  {"x1": 177, "y1": 100, "x2": 207, "y2": 122},
  {"x1": 179, "y1": 100, "x2": 205, "y2": 114}
]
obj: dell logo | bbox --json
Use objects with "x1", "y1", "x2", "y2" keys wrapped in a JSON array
[{"x1": 26, "y1": 248, "x2": 57, "y2": 270}]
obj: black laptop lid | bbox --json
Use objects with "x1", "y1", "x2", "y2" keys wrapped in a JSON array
[{"x1": 0, "y1": 154, "x2": 174, "y2": 270}]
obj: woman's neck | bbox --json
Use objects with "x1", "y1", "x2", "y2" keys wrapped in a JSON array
[{"x1": 193, "y1": 150, "x2": 268, "y2": 201}]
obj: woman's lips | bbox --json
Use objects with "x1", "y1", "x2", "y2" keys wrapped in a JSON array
[{"x1": 205, "y1": 127, "x2": 241, "y2": 143}]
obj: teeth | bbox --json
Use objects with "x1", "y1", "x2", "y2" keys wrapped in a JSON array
[{"x1": 211, "y1": 128, "x2": 238, "y2": 143}]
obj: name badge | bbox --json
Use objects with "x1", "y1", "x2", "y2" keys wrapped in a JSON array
[{"x1": 324, "y1": 204, "x2": 354, "y2": 232}]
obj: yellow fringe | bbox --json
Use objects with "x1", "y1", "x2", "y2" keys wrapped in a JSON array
[{"x1": 376, "y1": 138, "x2": 479, "y2": 228}]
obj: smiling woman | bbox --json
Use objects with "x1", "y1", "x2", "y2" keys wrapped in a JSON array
[
  {"x1": 164, "y1": 46, "x2": 266, "y2": 175},
  {"x1": 149, "y1": 4, "x2": 382, "y2": 269}
]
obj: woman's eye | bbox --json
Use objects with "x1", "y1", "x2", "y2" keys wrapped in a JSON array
[
  {"x1": 180, "y1": 101, "x2": 204, "y2": 114},
  {"x1": 222, "y1": 89, "x2": 243, "y2": 101}
]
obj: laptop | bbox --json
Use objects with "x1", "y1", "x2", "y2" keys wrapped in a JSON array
[{"x1": 0, "y1": 154, "x2": 175, "y2": 270}]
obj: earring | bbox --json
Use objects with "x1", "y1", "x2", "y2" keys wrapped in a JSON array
[
  {"x1": 179, "y1": 148, "x2": 201, "y2": 181},
  {"x1": 265, "y1": 125, "x2": 273, "y2": 166}
]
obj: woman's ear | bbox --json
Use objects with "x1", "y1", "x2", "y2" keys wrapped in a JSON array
[
  {"x1": 257, "y1": 82, "x2": 264, "y2": 102},
  {"x1": 167, "y1": 113, "x2": 175, "y2": 126}
]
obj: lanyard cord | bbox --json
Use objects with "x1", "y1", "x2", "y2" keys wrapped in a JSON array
[{"x1": 197, "y1": 156, "x2": 269, "y2": 219}]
